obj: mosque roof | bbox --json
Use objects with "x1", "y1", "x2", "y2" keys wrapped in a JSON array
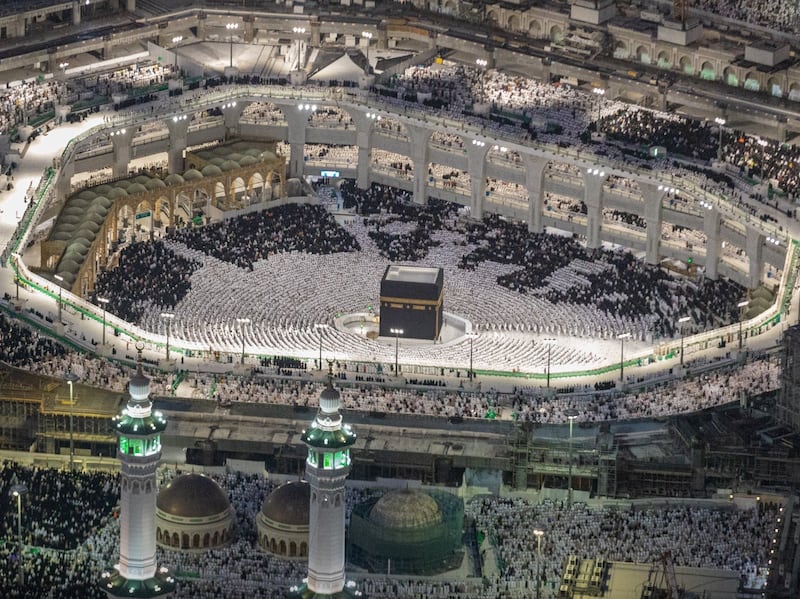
[
  {"x1": 157, "y1": 473, "x2": 230, "y2": 518},
  {"x1": 261, "y1": 481, "x2": 310, "y2": 526},
  {"x1": 369, "y1": 489, "x2": 442, "y2": 529}
]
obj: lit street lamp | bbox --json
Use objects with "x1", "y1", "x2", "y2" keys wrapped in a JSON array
[
  {"x1": 10, "y1": 483, "x2": 27, "y2": 586},
  {"x1": 592, "y1": 87, "x2": 606, "y2": 122},
  {"x1": 362, "y1": 31, "x2": 373, "y2": 74},
  {"x1": 54, "y1": 274, "x2": 64, "y2": 324},
  {"x1": 97, "y1": 296, "x2": 110, "y2": 346},
  {"x1": 236, "y1": 317, "x2": 250, "y2": 364},
  {"x1": 542, "y1": 337, "x2": 556, "y2": 388},
  {"x1": 65, "y1": 372, "x2": 79, "y2": 472},
  {"x1": 390, "y1": 327, "x2": 404, "y2": 375},
  {"x1": 617, "y1": 332, "x2": 631, "y2": 382},
  {"x1": 714, "y1": 117, "x2": 726, "y2": 161},
  {"x1": 533, "y1": 529, "x2": 544, "y2": 599},
  {"x1": 292, "y1": 26, "x2": 306, "y2": 71},
  {"x1": 314, "y1": 323, "x2": 328, "y2": 370},
  {"x1": 565, "y1": 408, "x2": 578, "y2": 507},
  {"x1": 226, "y1": 22, "x2": 239, "y2": 68},
  {"x1": 466, "y1": 332, "x2": 478, "y2": 380},
  {"x1": 161, "y1": 312, "x2": 175, "y2": 361},
  {"x1": 738, "y1": 299, "x2": 750, "y2": 350},
  {"x1": 678, "y1": 315, "x2": 691, "y2": 367}
]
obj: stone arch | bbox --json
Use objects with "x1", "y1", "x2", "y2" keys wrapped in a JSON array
[
  {"x1": 290, "y1": 541, "x2": 297, "y2": 557},
  {"x1": 193, "y1": 534, "x2": 200, "y2": 548},
  {"x1": 528, "y1": 19, "x2": 543, "y2": 39},
  {"x1": 613, "y1": 40, "x2": 628, "y2": 59},
  {"x1": 743, "y1": 72, "x2": 760, "y2": 91},
  {"x1": 700, "y1": 61, "x2": 715, "y2": 79},
  {"x1": 635, "y1": 45, "x2": 650, "y2": 63},
  {"x1": 279, "y1": 540, "x2": 287, "y2": 555},
  {"x1": 443, "y1": 0, "x2": 457, "y2": 14},
  {"x1": 144, "y1": 480, "x2": 153, "y2": 493},
  {"x1": 156, "y1": 528, "x2": 162, "y2": 543},
  {"x1": 214, "y1": 181, "x2": 227, "y2": 207},
  {"x1": 308, "y1": 105, "x2": 354, "y2": 130},
  {"x1": 767, "y1": 77, "x2": 783, "y2": 97},
  {"x1": 212, "y1": 531, "x2": 219, "y2": 546},
  {"x1": 679, "y1": 55, "x2": 693, "y2": 75},
  {"x1": 271, "y1": 537, "x2": 277, "y2": 553},
  {"x1": 789, "y1": 82, "x2": 800, "y2": 101},
  {"x1": 372, "y1": 116, "x2": 408, "y2": 141},
  {"x1": 656, "y1": 50, "x2": 670, "y2": 68},
  {"x1": 300, "y1": 541, "x2": 307, "y2": 557},
  {"x1": 430, "y1": 130, "x2": 465, "y2": 150},
  {"x1": 550, "y1": 25, "x2": 563, "y2": 43},
  {"x1": 507, "y1": 14, "x2": 521, "y2": 32},
  {"x1": 182, "y1": 533, "x2": 189, "y2": 549},
  {"x1": 723, "y1": 66, "x2": 738, "y2": 86},
  {"x1": 230, "y1": 176, "x2": 247, "y2": 204},
  {"x1": 154, "y1": 196, "x2": 171, "y2": 228},
  {"x1": 203, "y1": 532, "x2": 210, "y2": 548},
  {"x1": 131, "y1": 481, "x2": 141, "y2": 495},
  {"x1": 486, "y1": 8, "x2": 500, "y2": 24},
  {"x1": 244, "y1": 101, "x2": 286, "y2": 125},
  {"x1": 171, "y1": 532, "x2": 179, "y2": 547},
  {"x1": 334, "y1": 493, "x2": 341, "y2": 507}
]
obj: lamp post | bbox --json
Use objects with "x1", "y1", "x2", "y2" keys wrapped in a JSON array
[
  {"x1": 226, "y1": 22, "x2": 239, "y2": 69},
  {"x1": 390, "y1": 327, "x2": 404, "y2": 375},
  {"x1": 678, "y1": 315, "x2": 691, "y2": 367},
  {"x1": 65, "y1": 372, "x2": 79, "y2": 472},
  {"x1": 236, "y1": 317, "x2": 250, "y2": 364},
  {"x1": 714, "y1": 117, "x2": 726, "y2": 161},
  {"x1": 592, "y1": 87, "x2": 606, "y2": 122},
  {"x1": 738, "y1": 299, "x2": 750, "y2": 350},
  {"x1": 533, "y1": 529, "x2": 544, "y2": 599},
  {"x1": 543, "y1": 337, "x2": 556, "y2": 388},
  {"x1": 565, "y1": 408, "x2": 578, "y2": 507},
  {"x1": 160, "y1": 312, "x2": 175, "y2": 361},
  {"x1": 362, "y1": 31, "x2": 373, "y2": 74},
  {"x1": 314, "y1": 323, "x2": 328, "y2": 370},
  {"x1": 97, "y1": 296, "x2": 110, "y2": 346},
  {"x1": 617, "y1": 332, "x2": 631, "y2": 382},
  {"x1": 10, "y1": 483, "x2": 27, "y2": 586},
  {"x1": 54, "y1": 274, "x2": 64, "y2": 324},
  {"x1": 466, "y1": 332, "x2": 478, "y2": 380}
]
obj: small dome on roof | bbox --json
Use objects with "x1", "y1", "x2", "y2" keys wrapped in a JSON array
[
  {"x1": 51, "y1": 231, "x2": 73, "y2": 241},
  {"x1": 244, "y1": 148, "x2": 263, "y2": 157},
  {"x1": 107, "y1": 188, "x2": 129, "y2": 199},
  {"x1": 238, "y1": 155, "x2": 258, "y2": 166},
  {"x1": 261, "y1": 481, "x2": 310, "y2": 526},
  {"x1": 94, "y1": 185, "x2": 113, "y2": 195},
  {"x1": 55, "y1": 271, "x2": 76, "y2": 285},
  {"x1": 209, "y1": 157, "x2": 226, "y2": 166},
  {"x1": 135, "y1": 175, "x2": 152, "y2": 185},
  {"x1": 127, "y1": 183, "x2": 148, "y2": 194},
  {"x1": 183, "y1": 169, "x2": 203, "y2": 181},
  {"x1": 60, "y1": 215, "x2": 81, "y2": 225},
  {"x1": 59, "y1": 258, "x2": 81, "y2": 272},
  {"x1": 91, "y1": 196, "x2": 112, "y2": 208},
  {"x1": 227, "y1": 152, "x2": 245, "y2": 163},
  {"x1": 369, "y1": 489, "x2": 442, "y2": 530},
  {"x1": 78, "y1": 190, "x2": 97, "y2": 200},
  {"x1": 157, "y1": 474, "x2": 231, "y2": 518},
  {"x1": 114, "y1": 180, "x2": 132, "y2": 189},
  {"x1": 145, "y1": 178, "x2": 166, "y2": 189},
  {"x1": 201, "y1": 164, "x2": 223, "y2": 177},
  {"x1": 69, "y1": 197, "x2": 89, "y2": 207},
  {"x1": 164, "y1": 173, "x2": 184, "y2": 185},
  {"x1": 220, "y1": 160, "x2": 240, "y2": 171},
  {"x1": 260, "y1": 151, "x2": 277, "y2": 161},
  {"x1": 63, "y1": 206, "x2": 85, "y2": 216}
]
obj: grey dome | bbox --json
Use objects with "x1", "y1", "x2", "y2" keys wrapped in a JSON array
[
  {"x1": 261, "y1": 481, "x2": 310, "y2": 526},
  {"x1": 157, "y1": 474, "x2": 230, "y2": 518},
  {"x1": 369, "y1": 489, "x2": 442, "y2": 530}
]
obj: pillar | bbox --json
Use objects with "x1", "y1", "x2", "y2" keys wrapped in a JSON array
[
  {"x1": 166, "y1": 117, "x2": 189, "y2": 175},
  {"x1": 583, "y1": 170, "x2": 605, "y2": 249},
  {"x1": 286, "y1": 106, "x2": 308, "y2": 178},
  {"x1": 641, "y1": 182, "x2": 666, "y2": 265},
  {"x1": 111, "y1": 129, "x2": 135, "y2": 179},
  {"x1": 223, "y1": 102, "x2": 245, "y2": 139},
  {"x1": 58, "y1": 160, "x2": 75, "y2": 202},
  {"x1": 126, "y1": 0, "x2": 136, "y2": 11},
  {"x1": 72, "y1": 1, "x2": 81, "y2": 26},
  {"x1": 354, "y1": 113, "x2": 371, "y2": 190},
  {"x1": 197, "y1": 12, "x2": 207, "y2": 40},
  {"x1": 523, "y1": 155, "x2": 548, "y2": 233},
  {"x1": 309, "y1": 17, "x2": 321, "y2": 47},
  {"x1": 703, "y1": 208, "x2": 721, "y2": 280},
  {"x1": 243, "y1": 16, "x2": 255, "y2": 43},
  {"x1": 467, "y1": 141, "x2": 489, "y2": 221},
  {"x1": 407, "y1": 125, "x2": 431, "y2": 206},
  {"x1": 746, "y1": 230, "x2": 764, "y2": 289}
]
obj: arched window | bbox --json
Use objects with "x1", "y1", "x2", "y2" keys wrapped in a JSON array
[
  {"x1": 290, "y1": 541, "x2": 297, "y2": 557},
  {"x1": 300, "y1": 542, "x2": 307, "y2": 557},
  {"x1": 193, "y1": 534, "x2": 200, "y2": 548},
  {"x1": 203, "y1": 533, "x2": 210, "y2": 548},
  {"x1": 279, "y1": 540, "x2": 287, "y2": 555},
  {"x1": 171, "y1": 532, "x2": 179, "y2": 547},
  {"x1": 182, "y1": 533, "x2": 189, "y2": 549}
]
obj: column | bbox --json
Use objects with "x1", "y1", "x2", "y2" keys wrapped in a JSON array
[
  {"x1": 72, "y1": 1, "x2": 81, "y2": 26},
  {"x1": 126, "y1": 0, "x2": 136, "y2": 11},
  {"x1": 703, "y1": 207, "x2": 721, "y2": 280},
  {"x1": 243, "y1": 16, "x2": 255, "y2": 43},
  {"x1": 407, "y1": 125, "x2": 431, "y2": 206},
  {"x1": 746, "y1": 230, "x2": 764, "y2": 289},
  {"x1": 640, "y1": 182, "x2": 666, "y2": 265},
  {"x1": 582, "y1": 170, "x2": 605, "y2": 249},
  {"x1": 467, "y1": 140, "x2": 488, "y2": 221},
  {"x1": 111, "y1": 129, "x2": 135, "y2": 179},
  {"x1": 57, "y1": 160, "x2": 75, "y2": 202},
  {"x1": 309, "y1": 17, "x2": 321, "y2": 47},
  {"x1": 354, "y1": 113, "x2": 370, "y2": 190},
  {"x1": 223, "y1": 102, "x2": 245, "y2": 139},
  {"x1": 523, "y1": 155, "x2": 548, "y2": 233},
  {"x1": 166, "y1": 117, "x2": 189, "y2": 175},
  {"x1": 196, "y1": 12, "x2": 207, "y2": 40},
  {"x1": 286, "y1": 106, "x2": 308, "y2": 179}
]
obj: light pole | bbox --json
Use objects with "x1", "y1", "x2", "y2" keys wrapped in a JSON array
[
  {"x1": 314, "y1": 323, "x2": 328, "y2": 370},
  {"x1": 362, "y1": 31, "x2": 373, "y2": 74},
  {"x1": 617, "y1": 332, "x2": 631, "y2": 382},
  {"x1": 236, "y1": 317, "x2": 250, "y2": 364},
  {"x1": 466, "y1": 332, "x2": 478, "y2": 380},
  {"x1": 97, "y1": 296, "x2": 109, "y2": 346},
  {"x1": 714, "y1": 117, "x2": 726, "y2": 160},
  {"x1": 543, "y1": 337, "x2": 556, "y2": 388},
  {"x1": 161, "y1": 312, "x2": 175, "y2": 361},
  {"x1": 565, "y1": 408, "x2": 578, "y2": 507},
  {"x1": 592, "y1": 87, "x2": 606, "y2": 122},
  {"x1": 10, "y1": 483, "x2": 27, "y2": 586},
  {"x1": 678, "y1": 315, "x2": 691, "y2": 367},
  {"x1": 54, "y1": 274, "x2": 64, "y2": 324},
  {"x1": 390, "y1": 327, "x2": 404, "y2": 375},
  {"x1": 533, "y1": 529, "x2": 544, "y2": 599},
  {"x1": 65, "y1": 372, "x2": 79, "y2": 472},
  {"x1": 226, "y1": 22, "x2": 239, "y2": 69},
  {"x1": 737, "y1": 299, "x2": 750, "y2": 350}
]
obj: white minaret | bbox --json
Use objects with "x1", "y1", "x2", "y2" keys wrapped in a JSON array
[
  {"x1": 101, "y1": 352, "x2": 174, "y2": 598},
  {"x1": 288, "y1": 371, "x2": 361, "y2": 598}
]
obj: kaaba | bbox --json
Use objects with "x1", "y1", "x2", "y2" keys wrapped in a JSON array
[{"x1": 379, "y1": 265, "x2": 444, "y2": 340}]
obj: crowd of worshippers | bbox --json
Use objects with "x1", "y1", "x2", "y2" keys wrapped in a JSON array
[
  {"x1": 0, "y1": 304, "x2": 67, "y2": 365},
  {"x1": 92, "y1": 240, "x2": 200, "y2": 323},
  {"x1": 0, "y1": 461, "x2": 780, "y2": 599},
  {"x1": 458, "y1": 213, "x2": 745, "y2": 338},
  {"x1": 169, "y1": 203, "x2": 361, "y2": 270}
]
